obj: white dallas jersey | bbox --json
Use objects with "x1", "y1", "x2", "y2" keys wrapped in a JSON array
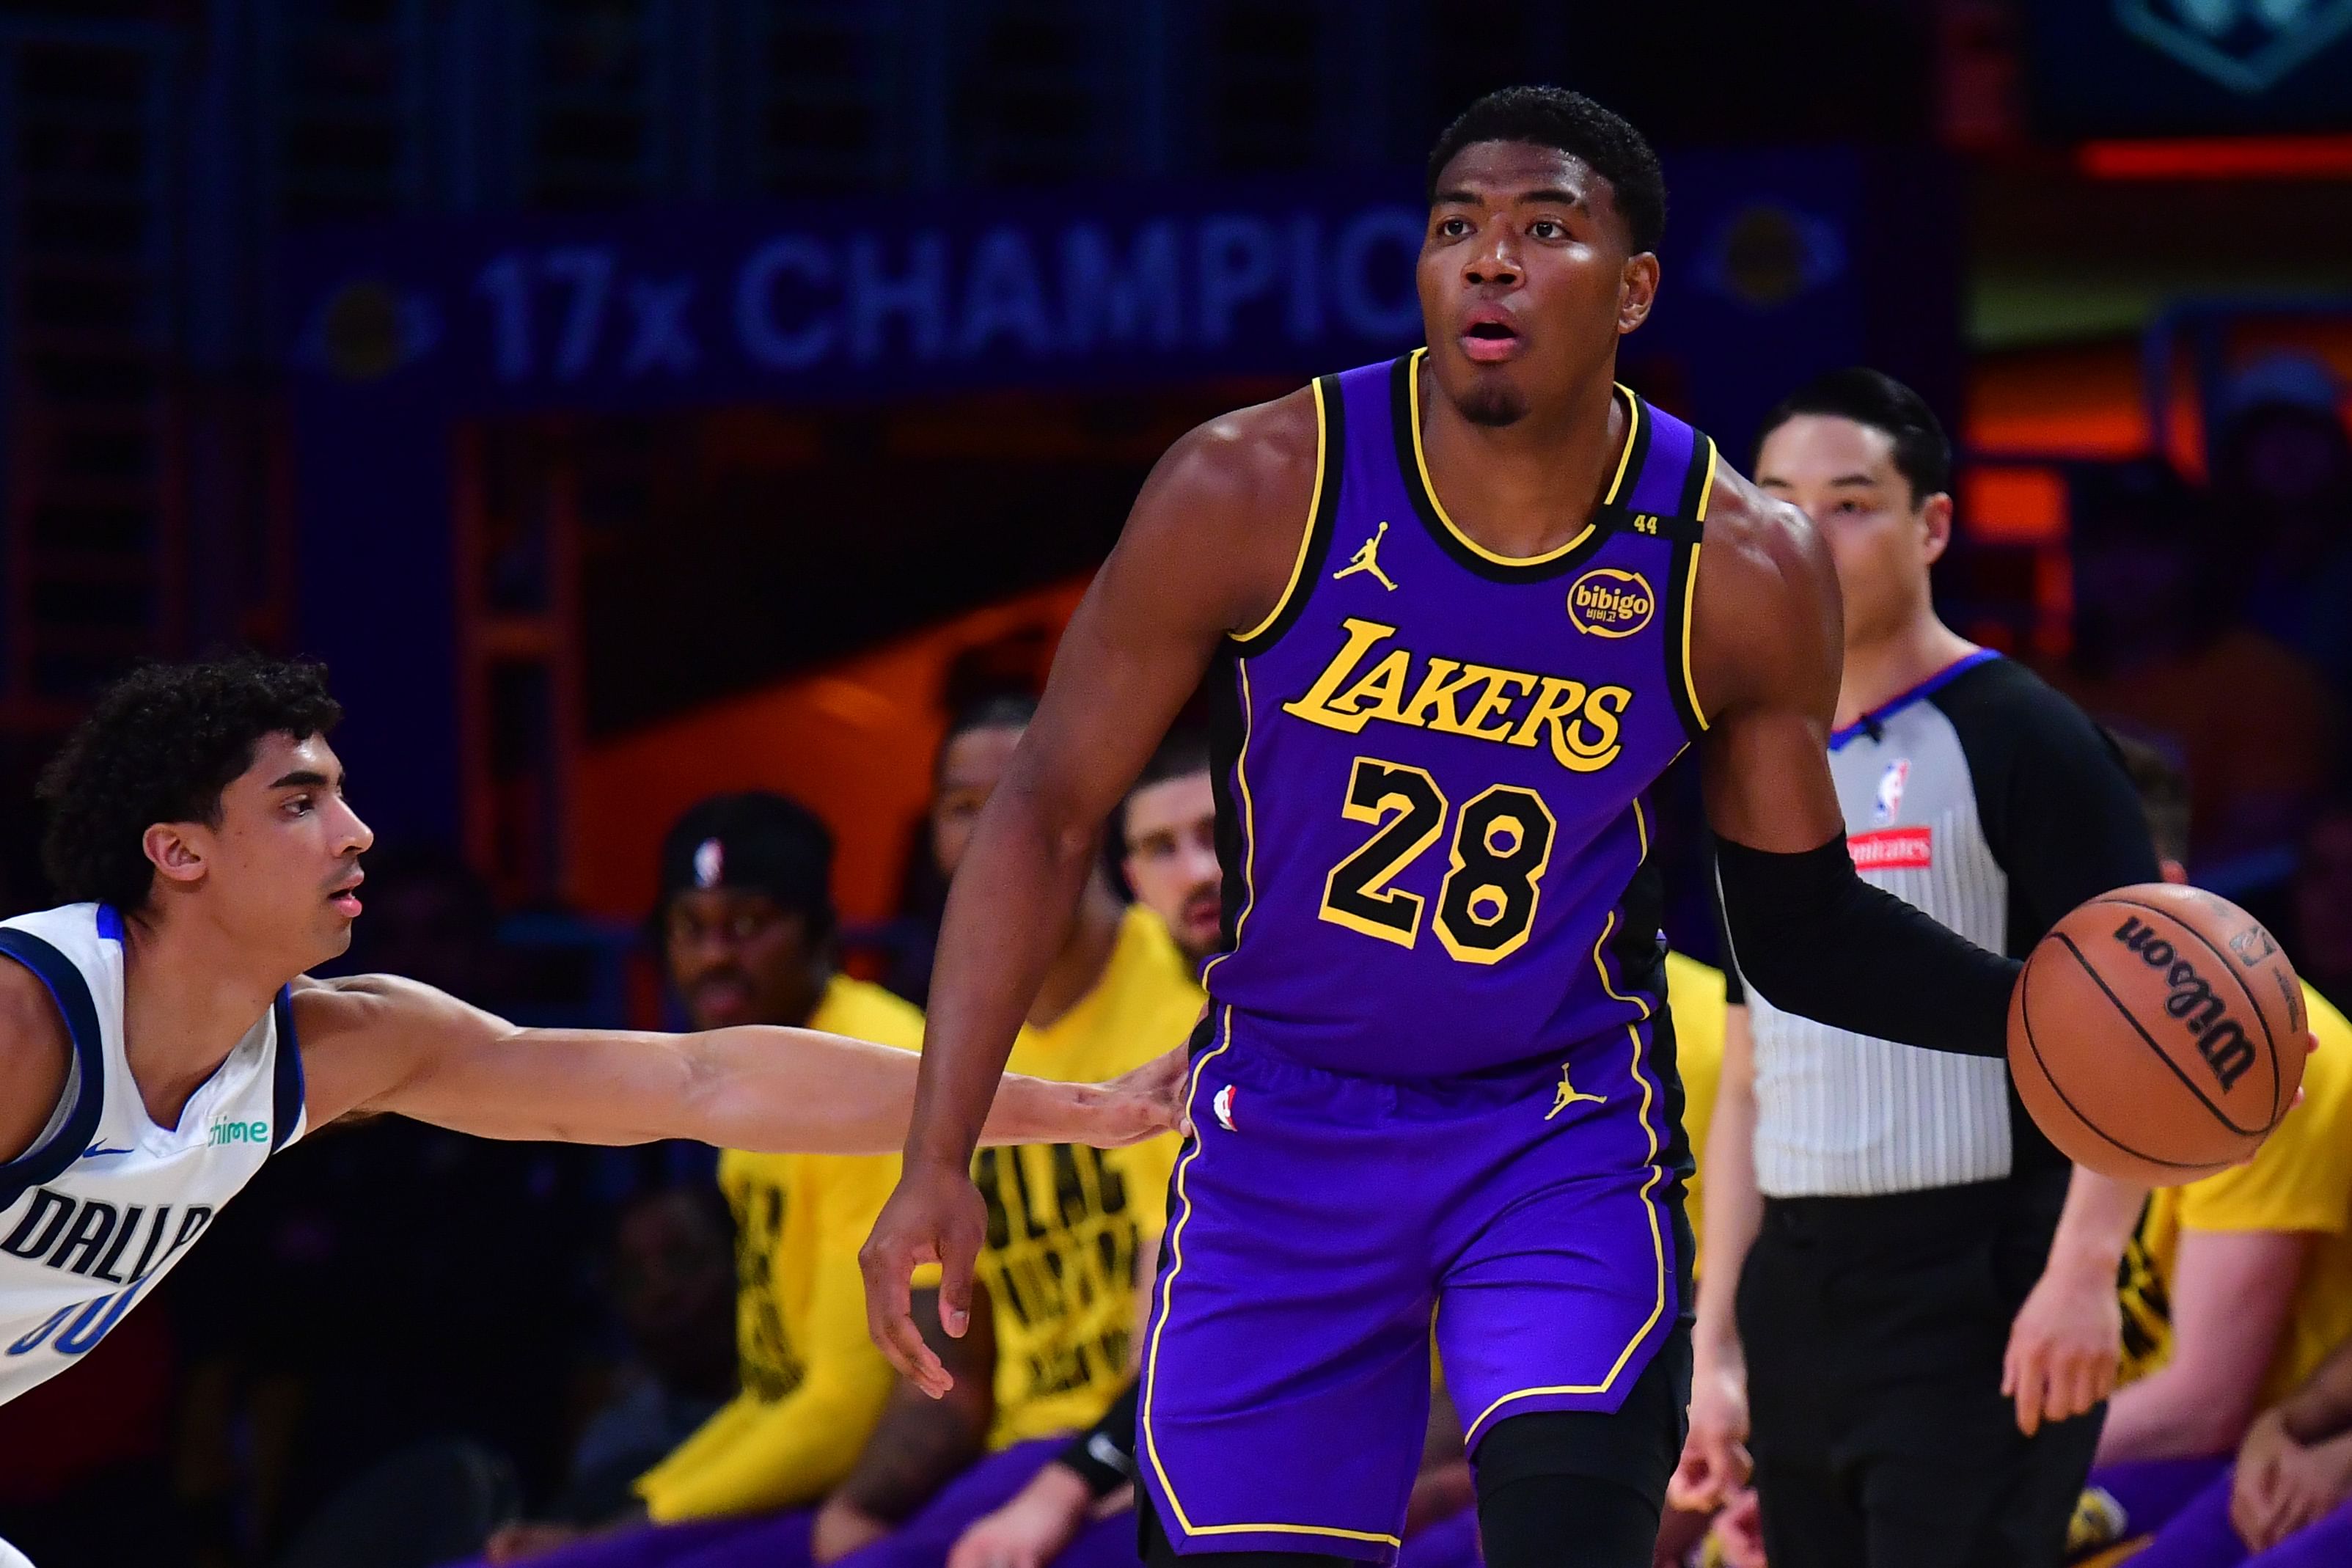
[{"x1": 0, "y1": 903, "x2": 303, "y2": 1404}]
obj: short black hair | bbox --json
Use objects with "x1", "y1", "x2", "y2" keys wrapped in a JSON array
[
  {"x1": 1757, "y1": 367, "x2": 1953, "y2": 505},
  {"x1": 1133, "y1": 727, "x2": 1212, "y2": 793},
  {"x1": 37, "y1": 654, "x2": 343, "y2": 912},
  {"x1": 2107, "y1": 729, "x2": 2189, "y2": 865},
  {"x1": 934, "y1": 689, "x2": 1040, "y2": 787},
  {"x1": 1114, "y1": 726, "x2": 1215, "y2": 863},
  {"x1": 1426, "y1": 86, "x2": 1667, "y2": 255},
  {"x1": 943, "y1": 690, "x2": 1038, "y2": 746}
]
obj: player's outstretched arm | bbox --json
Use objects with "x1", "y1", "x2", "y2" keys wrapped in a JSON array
[
  {"x1": 290, "y1": 975, "x2": 1184, "y2": 1153},
  {"x1": 1692, "y1": 477, "x2": 2020, "y2": 1058},
  {"x1": 860, "y1": 391, "x2": 1318, "y2": 1393}
]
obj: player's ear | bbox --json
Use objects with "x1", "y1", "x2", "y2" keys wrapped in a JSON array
[
  {"x1": 1616, "y1": 252, "x2": 1660, "y2": 336},
  {"x1": 144, "y1": 821, "x2": 208, "y2": 888},
  {"x1": 1919, "y1": 490, "x2": 1955, "y2": 566}
]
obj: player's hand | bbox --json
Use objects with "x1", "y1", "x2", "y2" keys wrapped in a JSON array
[
  {"x1": 860, "y1": 1160, "x2": 988, "y2": 1397},
  {"x1": 947, "y1": 1461, "x2": 1093, "y2": 1568},
  {"x1": 1669, "y1": 1342, "x2": 1751, "y2": 1511},
  {"x1": 2001, "y1": 1250, "x2": 2120, "y2": 1436},
  {"x1": 2231, "y1": 1410, "x2": 2352, "y2": 1552},
  {"x1": 1710, "y1": 1487, "x2": 1770, "y2": 1568},
  {"x1": 2232, "y1": 1407, "x2": 2300, "y2": 1548},
  {"x1": 812, "y1": 1498, "x2": 893, "y2": 1564},
  {"x1": 1096, "y1": 1044, "x2": 1190, "y2": 1146}
]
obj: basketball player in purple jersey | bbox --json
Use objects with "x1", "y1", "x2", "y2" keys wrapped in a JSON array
[{"x1": 864, "y1": 87, "x2": 2043, "y2": 1568}]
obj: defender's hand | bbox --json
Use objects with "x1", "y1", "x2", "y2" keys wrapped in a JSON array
[
  {"x1": 1669, "y1": 1346, "x2": 1751, "y2": 1511},
  {"x1": 1093, "y1": 1045, "x2": 1190, "y2": 1146},
  {"x1": 2002, "y1": 1253, "x2": 2120, "y2": 1436},
  {"x1": 861, "y1": 1161, "x2": 987, "y2": 1397}
]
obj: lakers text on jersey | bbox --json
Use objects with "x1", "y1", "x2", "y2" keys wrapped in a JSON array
[{"x1": 1204, "y1": 347, "x2": 1710, "y2": 1082}]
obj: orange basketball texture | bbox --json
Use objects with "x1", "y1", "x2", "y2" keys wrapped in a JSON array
[{"x1": 2009, "y1": 883, "x2": 2307, "y2": 1187}]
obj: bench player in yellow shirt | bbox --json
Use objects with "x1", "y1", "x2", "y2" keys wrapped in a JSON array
[
  {"x1": 483, "y1": 794, "x2": 927, "y2": 1565},
  {"x1": 578, "y1": 697, "x2": 1197, "y2": 1568},
  {"x1": 2066, "y1": 742, "x2": 2352, "y2": 1561}
]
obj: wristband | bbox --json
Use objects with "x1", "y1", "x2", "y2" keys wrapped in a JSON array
[{"x1": 1058, "y1": 1382, "x2": 1139, "y2": 1498}]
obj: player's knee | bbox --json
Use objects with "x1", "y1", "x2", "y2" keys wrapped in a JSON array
[
  {"x1": 1471, "y1": 1405, "x2": 1679, "y2": 1568},
  {"x1": 1472, "y1": 1335, "x2": 1690, "y2": 1522},
  {"x1": 1475, "y1": 1470, "x2": 1658, "y2": 1568}
]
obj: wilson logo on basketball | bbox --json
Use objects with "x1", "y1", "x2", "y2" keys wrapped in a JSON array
[
  {"x1": 2114, "y1": 916, "x2": 2259, "y2": 1093},
  {"x1": 1566, "y1": 569, "x2": 1655, "y2": 637},
  {"x1": 1847, "y1": 827, "x2": 1932, "y2": 871}
]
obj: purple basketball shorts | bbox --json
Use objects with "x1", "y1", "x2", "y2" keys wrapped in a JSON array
[{"x1": 1137, "y1": 1025, "x2": 1686, "y2": 1563}]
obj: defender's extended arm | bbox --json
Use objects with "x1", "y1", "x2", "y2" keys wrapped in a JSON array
[{"x1": 291, "y1": 975, "x2": 1183, "y2": 1154}]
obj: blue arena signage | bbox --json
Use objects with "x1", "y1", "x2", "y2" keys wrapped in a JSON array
[
  {"x1": 281, "y1": 152, "x2": 1903, "y2": 852},
  {"x1": 285, "y1": 180, "x2": 1429, "y2": 411}
]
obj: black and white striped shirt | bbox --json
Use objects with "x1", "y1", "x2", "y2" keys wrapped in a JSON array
[{"x1": 1725, "y1": 652, "x2": 2161, "y2": 1198}]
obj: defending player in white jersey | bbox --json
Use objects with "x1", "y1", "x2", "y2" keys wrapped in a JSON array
[{"x1": 0, "y1": 656, "x2": 1182, "y2": 1424}]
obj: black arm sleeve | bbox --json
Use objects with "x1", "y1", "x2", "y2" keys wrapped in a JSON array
[
  {"x1": 1935, "y1": 659, "x2": 2163, "y2": 944},
  {"x1": 1715, "y1": 834, "x2": 2021, "y2": 1058},
  {"x1": 1057, "y1": 1379, "x2": 1139, "y2": 1499}
]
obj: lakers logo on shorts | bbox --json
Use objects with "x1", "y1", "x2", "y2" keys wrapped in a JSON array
[{"x1": 1566, "y1": 568, "x2": 1655, "y2": 638}]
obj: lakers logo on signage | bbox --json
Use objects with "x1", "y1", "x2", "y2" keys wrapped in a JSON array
[{"x1": 1566, "y1": 568, "x2": 1656, "y2": 638}]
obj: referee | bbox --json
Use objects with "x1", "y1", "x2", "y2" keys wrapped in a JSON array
[{"x1": 1669, "y1": 370, "x2": 2157, "y2": 1568}]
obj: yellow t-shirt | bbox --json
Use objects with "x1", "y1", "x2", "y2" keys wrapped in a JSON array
[
  {"x1": 942, "y1": 906, "x2": 1198, "y2": 1449},
  {"x1": 2116, "y1": 983, "x2": 2352, "y2": 1409},
  {"x1": 634, "y1": 975, "x2": 926, "y2": 1523},
  {"x1": 1667, "y1": 953, "x2": 1727, "y2": 1270}
]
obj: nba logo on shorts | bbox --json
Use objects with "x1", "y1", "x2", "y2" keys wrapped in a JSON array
[
  {"x1": 1212, "y1": 1084, "x2": 1237, "y2": 1132},
  {"x1": 1874, "y1": 759, "x2": 1910, "y2": 824}
]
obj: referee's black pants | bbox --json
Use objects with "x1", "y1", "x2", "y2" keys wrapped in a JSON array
[{"x1": 1737, "y1": 1177, "x2": 2103, "y2": 1568}]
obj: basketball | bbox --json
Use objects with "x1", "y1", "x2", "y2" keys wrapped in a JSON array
[{"x1": 2010, "y1": 883, "x2": 2307, "y2": 1187}]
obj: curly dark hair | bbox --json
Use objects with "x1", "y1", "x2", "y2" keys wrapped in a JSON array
[
  {"x1": 36, "y1": 655, "x2": 344, "y2": 911},
  {"x1": 1426, "y1": 86, "x2": 1667, "y2": 255}
]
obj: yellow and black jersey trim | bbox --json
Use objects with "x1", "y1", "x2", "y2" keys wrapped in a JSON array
[
  {"x1": 1229, "y1": 375, "x2": 1344, "y2": 658},
  {"x1": 1660, "y1": 436, "x2": 1718, "y2": 741},
  {"x1": 1391, "y1": 350, "x2": 1641, "y2": 582}
]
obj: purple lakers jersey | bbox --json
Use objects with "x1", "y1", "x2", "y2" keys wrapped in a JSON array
[{"x1": 1204, "y1": 350, "x2": 1715, "y2": 1082}]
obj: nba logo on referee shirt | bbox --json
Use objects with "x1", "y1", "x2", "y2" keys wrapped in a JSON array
[
  {"x1": 1874, "y1": 759, "x2": 1909, "y2": 824},
  {"x1": 1212, "y1": 1084, "x2": 1237, "y2": 1132},
  {"x1": 1853, "y1": 758, "x2": 1930, "y2": 868}
]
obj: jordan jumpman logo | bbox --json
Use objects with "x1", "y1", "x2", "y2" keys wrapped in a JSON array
[
  {"x1": 1546, "y1": 1064, "x2": 1606, "y2": 1121},
  {"x1": 1333, "y1": 521, "x2": 1399, "y2": 591}
]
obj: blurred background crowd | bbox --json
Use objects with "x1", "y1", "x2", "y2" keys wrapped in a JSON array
[{"x1": 0, "y1": 1, "x2": 2348, "y2": 1565}]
